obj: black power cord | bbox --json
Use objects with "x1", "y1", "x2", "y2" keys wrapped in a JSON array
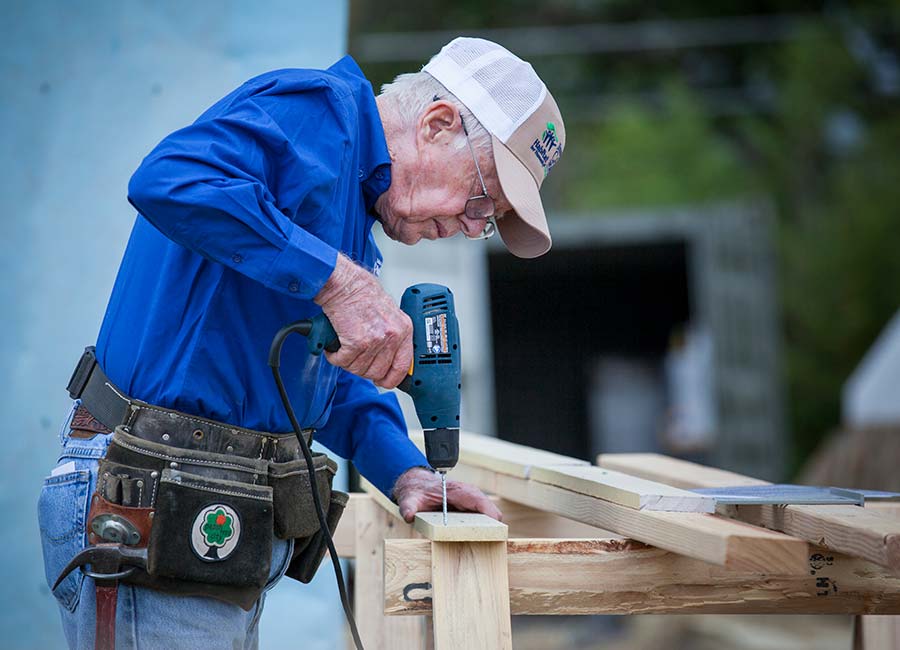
[{"x1": 269, "y1": 322, "x2": 365, "y2": 650}]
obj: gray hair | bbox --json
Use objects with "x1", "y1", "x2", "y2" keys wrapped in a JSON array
[{"x1": 379, "y1": 71, "x2": 493, "y2": 156}]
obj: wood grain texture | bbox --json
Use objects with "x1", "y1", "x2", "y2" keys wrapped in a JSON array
[
  {"x1": 384, "y1": 538, "x2": 900, "y2": 616},
  {"x1": 496, "y1": 498, "x2": 618, "y2": 538},
  {"x1": 859, "y1": 616, "x2": 900, "y2": 650},
  {"x1": 409, "y1": 429, "x2": 588, "y2": 479},
  {"x1": 354, "y1": 496, "x2": 425, "y2": 650},
  {"x1": 599, "y1": 453, "x2": 900, "y2": 573},
  {"x1": 332, "y1": 493, "x2": 360, "y2": 558},
  {"x1": 360, "y1": 477, "x2": 405, "y2": 522},
  {"x1": 431, "y1": 541, "x2": 512, "y2": 650},
  {"x1": 867, "y1": 502, "x2": 900, "y2": 520},
  {"x1": 529, "y1": 464, "x2": 715, "y2": 512},
  {"x1": 414, "y1": 512, "x2": 508, "y2": 541},
  {"x1": 452, "y1": 462, "x2": 808, "y2": 573},
  {"x1": 598, "y1": 453, "x2": 768, "y2": 489}
]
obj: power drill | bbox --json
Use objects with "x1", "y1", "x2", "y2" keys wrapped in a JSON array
[{"x1": 296, "y1": 283, "x2": 461, "y2": 523}]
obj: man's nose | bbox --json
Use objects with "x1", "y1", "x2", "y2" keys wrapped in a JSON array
[{"x1": 459, "y1": 216, "x2": 485, "y2": 237}]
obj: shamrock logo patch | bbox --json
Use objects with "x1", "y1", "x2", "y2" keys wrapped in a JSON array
[{"x1": 191, "y1": 504, "x2": 241, "y2": 561}]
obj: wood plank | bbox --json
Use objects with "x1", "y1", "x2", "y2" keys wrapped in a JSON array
[
  {"x1": 360, "y1": 477, "x2": 405, "y2": 522},
  {"x1": 431, "y1": 541, "x2": 512, "y2": 650},
  {"x1": 859, "y1": 616, "x2": 900, "y2": 650},
  {"x1": 453, "y1": 461, "x2": 808, "y2": 573},
  {"x1": 867, "y1": 502, "x2": 900, "y2": 520},
  {"x1": 414, "y1": 512, "x2": 508, "y2": 542},
  {"x1": 496, "y1": 498, "x2": 618, "y2": 538},
  {"x1": 409, "y1": 430, "x2": 589, "y2": 479},
  {"x1": 332, "y1": 493, "x2": 361, "y2": 558},
  {"x1": 358, "y1": 476, "x2": 611, "y2": 540},
  {"x1": 354, "y1": 495, "x2": 425, "y2": 650},
  {"x1": 599, "y1": 452, "x2": 767, "y2": 489},
  {"x1": 384, "y1": 538, "x2": 900, "y2": 616},
  {"x1": 528, "y1": 464, "x2": 715, "y2": 512},
  {"x1": 599, "y1": 453, "x2": 900, "y2": 573}
]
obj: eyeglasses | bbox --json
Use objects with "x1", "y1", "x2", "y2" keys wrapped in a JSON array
[{"x1": 460, "y1": 115, "x2": 498, "y2": 241}]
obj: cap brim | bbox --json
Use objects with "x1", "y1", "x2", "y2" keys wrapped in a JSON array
[{"x1": 492, "y1": 135, "x2": 551, "y2": 258}]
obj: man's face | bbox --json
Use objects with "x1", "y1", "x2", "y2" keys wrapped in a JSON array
[{"x1": 375, "y1": 101, "x2": 512, "y2": 246}]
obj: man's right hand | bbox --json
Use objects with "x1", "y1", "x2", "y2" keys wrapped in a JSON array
[{"x1": 314, "y1": 254, "x2": 413, "y2": 388}]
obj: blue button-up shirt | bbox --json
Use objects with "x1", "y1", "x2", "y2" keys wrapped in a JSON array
[{"x1": 96, "y1": 56, "x2": 428, "y2": 496}]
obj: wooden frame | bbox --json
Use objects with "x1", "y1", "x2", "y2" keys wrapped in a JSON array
[{"x1": 330, "y1": 436, "x2": 900, "y2": 650}]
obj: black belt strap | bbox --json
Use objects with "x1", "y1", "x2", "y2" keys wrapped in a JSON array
[{"x1": 67, "y1": 347, "x2": 133, "y2": 432}]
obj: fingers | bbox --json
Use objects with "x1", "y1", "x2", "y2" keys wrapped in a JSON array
[
  {"x1": 391, "y1": 468, "x2": 504, "y2": 523},
  {"x1": 398, "y1": 494, "x2": 421, "y2": 523},
  {"x1": 315, "y1": 256, "x2": 414, "y2": 386},
  {"x1": 446, "y1": 481, "x2": 503, "y2": 521}
]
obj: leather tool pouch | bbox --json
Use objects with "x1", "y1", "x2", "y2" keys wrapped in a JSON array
[
  {"x1": 97, "y1": 429, "x2": 275, "y2": 604},
  {"x1": 269, "y1": 453, "x2": 337, "y2": 539},
  {"x1": 91, "y1": 427, "x2": 346, "y2": 605},
  {"x1": 148, "y1": 469, "x2": 273, "y2": 588},
  {"x1": 285, "y1": 488, "x2": 349, "y2": 583}
]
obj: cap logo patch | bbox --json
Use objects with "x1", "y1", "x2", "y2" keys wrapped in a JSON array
[
  {"x1": 530, "y1": 122, "x2": 562, "y2": 177},
  {"x1": 192, "y1": 504, "x2": 241, "y2": 561}
]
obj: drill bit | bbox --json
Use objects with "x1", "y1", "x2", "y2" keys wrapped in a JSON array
[{"x1": 441, "y1": 471, "x2": 448, "y2": 525}]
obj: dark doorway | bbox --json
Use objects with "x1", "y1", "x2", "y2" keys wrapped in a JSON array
[{"x1": 487, "y1": 241, "x2": 690, "y2": 460}]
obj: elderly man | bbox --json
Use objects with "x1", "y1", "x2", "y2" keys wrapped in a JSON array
[{"x1": 38, "y1": 37, "x2": 565, "y2": 649}]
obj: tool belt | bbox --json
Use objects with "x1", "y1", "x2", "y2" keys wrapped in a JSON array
[{"x1": 65, "y1": 347, "x2": 348, "y2": 611}]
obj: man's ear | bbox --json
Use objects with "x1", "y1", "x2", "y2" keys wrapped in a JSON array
[{"x1": 418, "y1": 100, "x2": 461, "y2": 145}]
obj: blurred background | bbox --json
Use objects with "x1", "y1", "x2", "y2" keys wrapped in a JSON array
[{"x1": 3, "y1": 1, "x2": 899, "y2": 648}]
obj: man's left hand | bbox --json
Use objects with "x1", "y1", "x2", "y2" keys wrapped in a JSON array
[{"x1": 392, "y1": 467, "x2": 503, "y2": 523}]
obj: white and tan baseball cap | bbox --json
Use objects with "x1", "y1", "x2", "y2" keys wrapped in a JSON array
[{"x1": 424, "y1": 37, "x2": 565, "y2": 258}]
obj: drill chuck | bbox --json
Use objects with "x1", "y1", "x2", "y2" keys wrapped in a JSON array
[{"x1": 423, "y1": 427, "x2": 459, "y2": 472}]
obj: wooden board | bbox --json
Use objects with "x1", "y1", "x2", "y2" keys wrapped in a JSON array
[
  {"x1": 354, "y1": 481, "x2": 612, "y2": 541},
  {"x1": 354, "y1": 496, "x2": 426, "y2": 650},
  {"x1": 332, "y1": 493, "x2": 361, "y2": 558},
  {"x1": 431, "y1": 541, "x2": 512, "y2": 650},
  {"x1": 414, "y1": 512, "x2": 508, "y2": 542},
  {"x1": 599, "y1": 453, "x2": 900, "y2": 574},
  {"x1": 599, "y1": 453, "x2": 768, "y2": 489},
  {"x1": 360, "y1": 477, "x2": 405, "y2": 522},
  {"x1": 451, "y1": 462, "x2": 808, "y2": 574},
  {"x1": 495, "y1": 498, "x2": 618, "y2": 539},
  {"x1": 529, "y1": 464, "x2": 715, "y2": 512},
  {"x1": 409, "y1": 430, "x2": 589, "y2": 479},
  {"x1": 384, "y1": 538, "x2": 900, "y2": 616}
]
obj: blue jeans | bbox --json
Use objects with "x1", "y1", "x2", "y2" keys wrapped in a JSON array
[{"x1": 37, "y1": 403, "x2": 293, "y2": 649}]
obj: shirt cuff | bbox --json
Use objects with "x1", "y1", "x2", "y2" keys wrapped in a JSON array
[
  {"x1": 266, "y1": 222, "x2": 338, "y2": 299},
  {"x1": 360, "y1": 437, "x2": 429, "y2": 499}
]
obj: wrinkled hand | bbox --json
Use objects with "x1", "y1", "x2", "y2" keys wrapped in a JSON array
[
  {"x1": 315, "y1": 254, "x2": 413, "y2": 388},
  {"x1": 392, "y1": 467, "x2": 503, "y2": 523}
]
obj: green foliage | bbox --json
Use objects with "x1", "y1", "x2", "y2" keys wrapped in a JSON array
[
  {"x1": 563, "y1": 83, "x2": 757, "y2": 211},
  {"x1": 741, "y1": 26, "x2": 900, "y2": 471}
]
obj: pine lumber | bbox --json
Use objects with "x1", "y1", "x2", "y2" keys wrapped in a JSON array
[
  {"x1": 599, "y1": 452, "x2": 768, "y2": 489},
  {"x1": 411, "y1": 431, "x2": 712, "y2": 512},
  {"x1": 410, "y1": 429, "x2": 589, "y2": 479},
  {"x1": 384, "y1": 538, "x2": 900, "y2": 616},
  {"x1": 414, "y1": 512, "x2": 508, "y2": 542},
  {"x1": 430, "y1": 541, "x2": 512, "y2": 649},
  {"x1": 449, "y1": 461, "x2": 808, "y2": 573},
  {"x1": 354, "y1": 496, "x2": 426, "y2": 650},
  {"x1": 494, "y1": 498, "x2": 617, "y2": 538},
  {"x1": 357, "y1": 477, "x2": 609, "y2": 539},
  {"x1": 332, "y1": 493, "x2": 361, "y2": 558},
  {"x1": 529, "y1": 464, "x2": 715, "y2": 512},
  {"x1": 598, "y1": 453, "x2": 900, "y2": 574}
]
